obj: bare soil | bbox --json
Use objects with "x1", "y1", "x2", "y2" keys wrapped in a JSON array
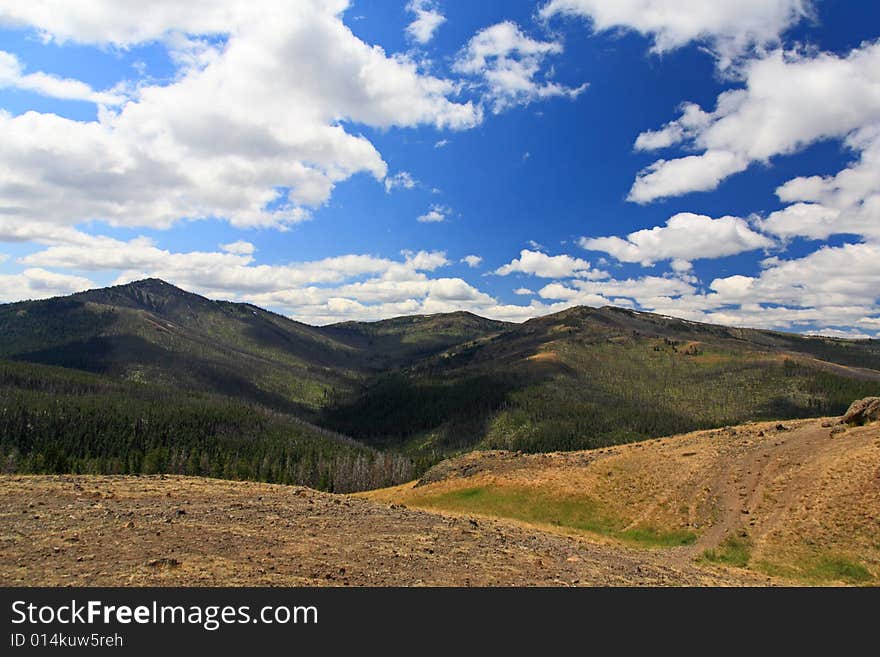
[{"x1": 2, "y1": 474, "x2": 769, "y2": 587}]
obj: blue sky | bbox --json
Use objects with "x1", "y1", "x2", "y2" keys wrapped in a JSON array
[{"x1": 0, "y1": 1, "x2": 878, "y2": 336}]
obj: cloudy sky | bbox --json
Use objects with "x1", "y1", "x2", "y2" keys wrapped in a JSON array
[{"x1": 0, "y1": 1, "x2": 878, "y2": 336}]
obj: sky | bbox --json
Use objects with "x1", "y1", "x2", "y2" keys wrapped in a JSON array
[{"x1": 0, "y1": 1, "x2": 878, "y2": 337}]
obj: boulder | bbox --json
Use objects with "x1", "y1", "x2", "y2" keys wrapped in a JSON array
[{"x1": 841, "y1": 397, "x2": 880, "y2": 426}]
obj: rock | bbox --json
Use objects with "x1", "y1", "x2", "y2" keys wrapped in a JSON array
[
  {"x1": 841, "y1": 397, "x2": 880, "y2": 426},
  {"x1": 829, "y1": 425, "x2": 847, "y2": 437},
  {"x1": 146, "y1": 557, "x2": 181, "y2": 569}
]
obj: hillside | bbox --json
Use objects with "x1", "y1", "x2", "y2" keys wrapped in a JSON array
[
  {"x1": 322, "y1": 305, "x2": 880, "y2": 457},
  {"x1": 0, "y1": 474, "x2": 774, "y2": 586},
  {"x1": 0, "y1": 360, "x2": 412, "y2": 492},
  {"x1": 364, "y1": 410, "x2": 880, "y2": 585},
  {"x1": 324, "y1": 311, "x2": 511, "y2": 369},
  {"x1": 0, "y1": 279, "x2": 359, "y2": 414},
  {"x1": 1, "y1": 280, "x2": 879, "y2": 473},
  {"x1": 0, "y1": 280, "x2": 510, "y2": 417}
]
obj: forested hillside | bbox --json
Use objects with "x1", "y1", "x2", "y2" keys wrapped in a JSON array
[
  {"x1": 0, "y1": 360, "x2": 412, "y2": 492},
  {"x1": 2, "y1": 280, "x2": 879, "y2": 483}
]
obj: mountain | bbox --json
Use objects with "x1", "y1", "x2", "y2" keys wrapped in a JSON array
[
  {"x1": 0, "y1": 279, "x2": 509, "y2": 417},
  {"x1": 0, "y1": 358, "x2": 412, "y2": 492},
  {"x1": 320, "y1": 305, "x2": 880, "y2": 456},
  {"x1": 2, "y1": 279, "x2": 879, "y2": 473},
  {"x1": 324, "y1": 311, "x2": 511, "y2": 369}
]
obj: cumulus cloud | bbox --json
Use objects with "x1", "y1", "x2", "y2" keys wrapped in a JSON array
[
  {"x1": 0, "y1": 50, "x2": 125, "y2": 105},
  {"x1": 513, "y1": 287, "x2": 534, "y2": 295},
  {"x1": 461, "y1": 255, "x2": 482, "y2": 267},
  {"x1": 454, "y1": 21, "x2": 587, "y2": 113},
  {"x1": 760, "y1": 126, "x2": 880, "y2": 242},
  {"x1": 540, "y1": 0, "x2": 811, "y2": 67},
  {"x1": 405, "y1": 1, "x2": 446, "y2": 45},
  {"x1": 416, "y1": 204, "x2": 451, "y2": 223},
  {"x1": 0, "y1": 268, "x2": 93, "y2": 302},
  {"x1": 630, "y1": 42, "x2": 880, "y2": 203},
  {"x1": 495, "y1": 249, "x2": 607, "y2": 279},
  {"x1": 8, "y1": 232, "x2": 559, "y2": 324},
  {"x1": 221, "y1": 240, "x2": 256, "y2": 255},
  {"x1": 580, "y1": 212, "x2": 774, "y2": 265},
  {"x1": 0, "y1": 0, "x2": 481, "y2": 232}
]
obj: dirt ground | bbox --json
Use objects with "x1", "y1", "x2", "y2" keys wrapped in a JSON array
[{"x1": 1, "y1": 474, "x2": 774, "y2": 587}]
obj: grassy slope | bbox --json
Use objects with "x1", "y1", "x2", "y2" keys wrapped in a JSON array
[{"x1": 364, "y1": 417, "x2": 880, "y2": 585}]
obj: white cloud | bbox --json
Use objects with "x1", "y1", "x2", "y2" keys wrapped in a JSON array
[
  {"x1": 513, "y1": 287, "x2": 533, "y2": 295},
  {"x1": 630, "y1": 42, "x2": 880, "y2": 203},
  {"x1": 0, "y1": 1, "x2": 245, "y2": 46},
  {"x1": 0, "y1": 50, "x2": 125, "y2": 105},
  {"x1": 581, "y1": 212, "x2": 774, "y2": 265},
  {"x1": 221, "y1": 240, "x2": 256, "y2": 255},
  {"x1": 629, "y1": 151, "x2": 749, "y2": 203},
  {"x1": 805, "y1": 327, "x2": 874, "y2": 340},
  {"x1": 0, "y1": 0, "x2": 481, "y2": 232},
  {"x1": 434, "y1": 139, "x2": 449, "y2": 148},
  {"x1": 416, "y1": 204, "x2": 450, "y2": 223},
  {"x1": 539, "y1": 274, "x2": 696, "y2": 304},
  {"x1": 454, "y1": 21, "x2": 587, "y2": 113},
  {"x1": 0, "y1": 218, "x2": 99, "y2": 245},
  {"x1": 633, "y1": 102, "x2": 710, "y2": 151},
  {"x1": 461, "y1": 255, "x2": 482, "y2": 268},
  {"x1": 495, "y1": 249, "x2": 606, "y2": 279},
  {"x1": 540, "y1": 0, "x2": 811, "y2": 68},
  {"x1": 0, "y1": 268, "x2": 93, "y2": 302},
  {"x1": 709, "y1": 243, "x2": 880, "y2": 310},
  {"x1": 405, "y1": 1, "x2": 446, "y2": 45},
  {"x1": 760, "y1": 126, "x2": 880, "y2": 242},
  {"x1": 384, "y1": 171, "x2": 418, "y2": 193}
]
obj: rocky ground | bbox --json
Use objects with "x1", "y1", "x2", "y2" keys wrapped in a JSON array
[{"x1": 0, "y1": 474, "x2": 772, "y2": 586}]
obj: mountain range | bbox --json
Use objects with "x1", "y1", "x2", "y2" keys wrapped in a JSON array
[{"x1": 1, "y1": 278, "x2": 878, "y2": 488}]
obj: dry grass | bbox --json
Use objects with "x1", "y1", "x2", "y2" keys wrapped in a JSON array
[{"x1": 364, "y1": 418, "x2": 880, "y2": 585}]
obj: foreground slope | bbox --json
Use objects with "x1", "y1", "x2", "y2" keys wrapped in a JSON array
[
  {"x1": 365, "y1": 413, "x2": 880, "y2": 585},
  {"x1": 2, "y1": 412, "x2": 876, "y2": 586},
  {"x1": 0, "y1": 475, "x2": 771, "y2": 586}
]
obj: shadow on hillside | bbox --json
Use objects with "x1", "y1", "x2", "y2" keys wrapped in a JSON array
[
  {"x1": 12, "y1": 334, "x2": 314, "y2": 417},
  {"x1": 318, "y1": 372, "x2": 533, "y2": 454}
]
